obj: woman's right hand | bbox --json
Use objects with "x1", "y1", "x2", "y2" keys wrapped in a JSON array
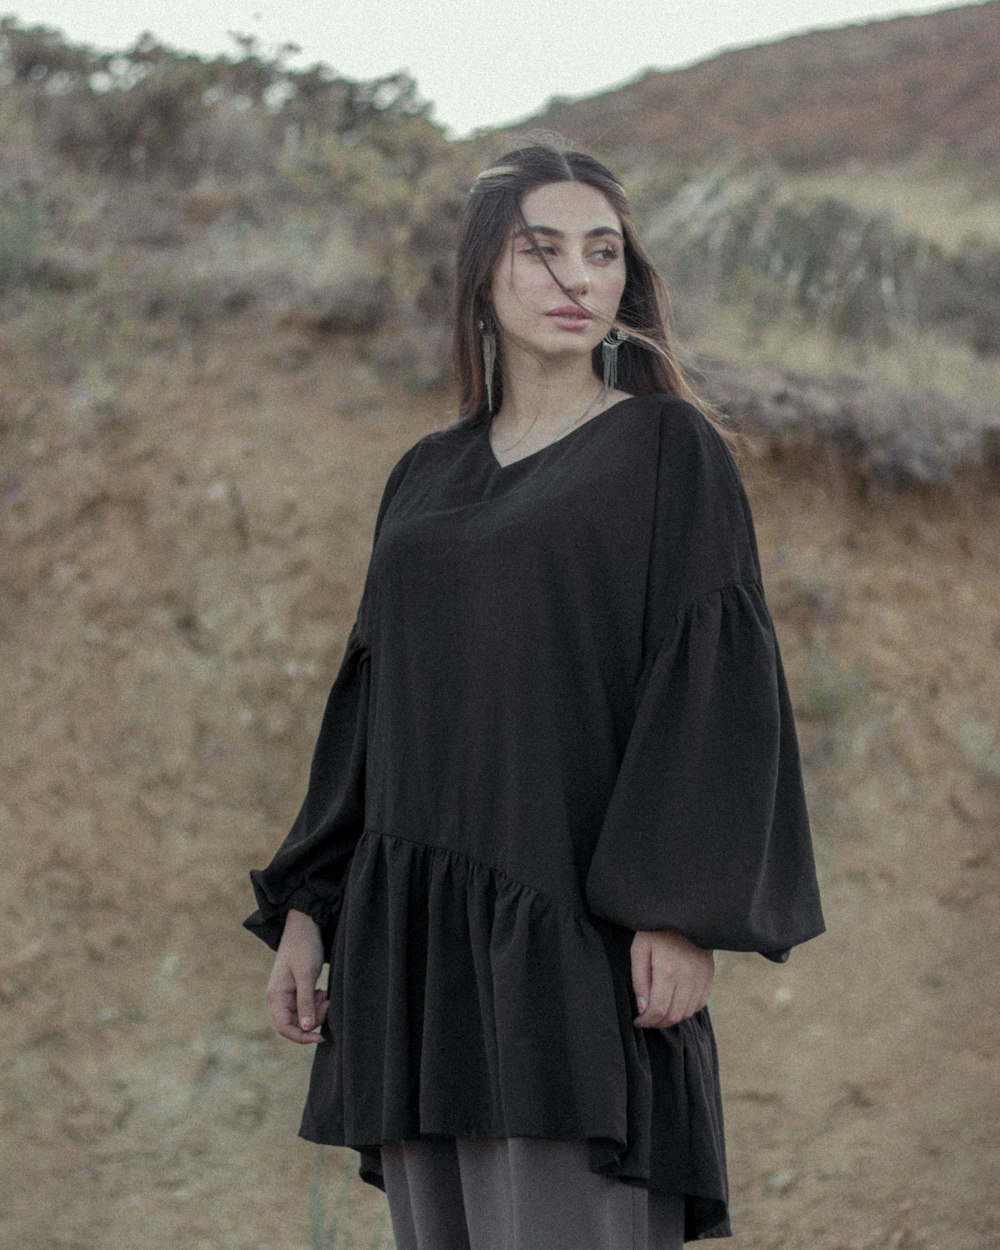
[{"x1": 266, "y1": 908, "x2": 329, "y2": 1044}]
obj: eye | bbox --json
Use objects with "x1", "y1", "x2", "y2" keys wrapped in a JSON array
[
  {"x1": 520, "y1": 243, "x2": 555, "y2": 258},
  {"x1": 593, "y1": 245, "x2": 620, "y2": 262}
]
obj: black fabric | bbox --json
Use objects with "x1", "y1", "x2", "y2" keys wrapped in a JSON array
[{"x1": 244, "y1": 394, "x2": 825, "y2": 1242}]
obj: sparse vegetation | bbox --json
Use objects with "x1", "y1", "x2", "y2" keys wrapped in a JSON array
[
  {"x1": 639, "y1": 166, "x2": 1000, "y2": 367},
  {"x1": 3, "y1": 9, "x2": 999, "y2": 1250},
  {"x1": 309, "y1": 1146, "x2": 356, "y2": 1249},
  {"x1": 0, "y1": 186, "x2": 43, "y2": 286},
  {"x1": 798, "y1": 648, "x2": 868, "y2": 722},
  {"x1": 0, "y1": 18, "x2": 435, "y2": 181},
  {"x1": 3, "y1": 16, "x2": 998, "y2": 484}
]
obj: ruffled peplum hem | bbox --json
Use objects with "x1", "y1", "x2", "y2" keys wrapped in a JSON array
[{"x1": 295, "y1": 827, "x2": 731, "y2": 1241}]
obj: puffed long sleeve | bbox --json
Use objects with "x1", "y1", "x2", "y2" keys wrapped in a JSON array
[
  {"x1": 584, "y1": 404, "x2": 824, "y2": 961},
  {"x1": 243, "y1": 624, "x2": 371, "y2": 951},
  {"x1": 243, "y1": 446, "x2": 415, "y2": 952}
]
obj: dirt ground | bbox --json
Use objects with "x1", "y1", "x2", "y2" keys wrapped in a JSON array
[{"x1": 1, "y1": 317, "x2": 998, "y2": 1249}]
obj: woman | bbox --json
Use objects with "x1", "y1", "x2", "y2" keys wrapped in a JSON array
[{"x1": 244, "y1": 143, "x2": 825, "y2": 1247}]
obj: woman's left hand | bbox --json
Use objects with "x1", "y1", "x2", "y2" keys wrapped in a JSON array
[{"x1": 631, "y1": 929, "x2": 715, "y2": 1028}]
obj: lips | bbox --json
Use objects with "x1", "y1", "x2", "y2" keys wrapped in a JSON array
[
  {"x1": 546, "y1": 306, "x2": 594, "y2": 333},
  {"x1": 546, "y1": 306, "x2": 592, "y2": 320}
]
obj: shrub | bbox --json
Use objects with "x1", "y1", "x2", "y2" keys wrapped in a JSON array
[
  {"x1": 0, "y1": 19, "x2": 443, "y2": 186},
  {"x1": 0, "y1": 189, "x2": 44, "y2": 287},
  {"x1": 637, "y1": 166, "x2": 1000, "y2": 359}
]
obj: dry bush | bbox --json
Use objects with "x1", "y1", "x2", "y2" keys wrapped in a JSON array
[
  {"x1": 705, "y1": 358, "x2": 1000, "y2": 488},
  {"x1": 637, "y1": 166, "x2": 1000, "y2": 363},
  {"x1": 0, "y1": 19, "x2": 440, "y2": 188},
  {"x1": 0, "y1": 188, "x2": 44, "y2": 287},
  {"x1": 279, "y1": 279, "x2": 390, "y2": 337}
]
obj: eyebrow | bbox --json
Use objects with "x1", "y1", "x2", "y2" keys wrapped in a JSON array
[{"x1": 514, "y1": 225, "x2": 624, "y2": 242}]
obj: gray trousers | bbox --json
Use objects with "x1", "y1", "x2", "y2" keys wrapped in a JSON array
[{"x1": 381, "y1": 1136, "x2": 685, "y2": 1250}]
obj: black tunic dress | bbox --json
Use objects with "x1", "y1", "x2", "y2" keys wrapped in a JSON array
[{"x1": 244, "y1": 394, "x2": 825, "y2": 1241}]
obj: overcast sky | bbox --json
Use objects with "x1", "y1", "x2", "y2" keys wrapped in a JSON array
[{"x1": 2, "y1": 0, "x2": 989, "y2": 134}]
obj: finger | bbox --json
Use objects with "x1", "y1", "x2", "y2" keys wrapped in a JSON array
[
  {"x1": 701, "y1": 954, "x2": 716, "y2": 1008},
  {"x1": 654, "y1": 981, "x2": 681, "y2": 1028},
  {"x1": 269, "y1": 988, "x2": 326, "y2": 1044},
  {"x1": 296, "y1": 970, "x2": 320, "y2": 1033},
  {"x1": 275, "y1": 1014, "x2": 326, "y2": 1044},
  {"x1": 693, "y1": 970, "x2": 711, "y2": 1015},
  {"x1": 631, "y1": 936, "x2": 653, "y2": 1019},
  {"x1": 689, "y1": 956, "x2": 714, "y2": 1016},
  {"x1": 635, "y1": 974, "x2": 678, "y2": 1028},
  {"x1": 313, "y1": 989, "x2": 329, "y2": 1028},
  {"x1": 663, "y1": 982, "x2": 694, "y2": 1027},
  {"x1": 267, "y1": 985, "x2": 298, "y2": 1031},
  {"x1": 643, "y1": 943, "x2": 681, "y2": 1026},
  {"x1": 277, "y1": 1022, "x2": 326, "y2": 1044},
  {"x1": 676, "y1": 949, "x2": 713, "y2": 1021}
]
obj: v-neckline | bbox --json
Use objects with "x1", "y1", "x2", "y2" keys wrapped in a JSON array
[{"x1": 481, "y1": 395, "x2": 637, "y2": 472}]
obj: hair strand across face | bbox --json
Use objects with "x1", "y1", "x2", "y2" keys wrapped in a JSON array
[{"x1": 450, "y1": 141, "x2": 726, "y2": 439}]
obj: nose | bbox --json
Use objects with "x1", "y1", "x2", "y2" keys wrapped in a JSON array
[{"x1": 560, "y1": 253, "x2": 590, "y2": 294}]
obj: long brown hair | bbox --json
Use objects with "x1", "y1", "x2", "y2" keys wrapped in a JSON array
[{"x1": 451, "y1": 141, "x2": 722, "y2": 434}]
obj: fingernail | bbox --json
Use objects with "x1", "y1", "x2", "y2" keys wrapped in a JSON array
[
  {"x1": 301, "y1": 1018, "x2": 313, "y2": 1029},
  {"x1": 637, "y1": 998, "x2": 647, "y2": 1012}
]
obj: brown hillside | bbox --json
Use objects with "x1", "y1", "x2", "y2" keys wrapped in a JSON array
[
  {"x1": 518, "y1": 2, "x2": 1000, "y2": 179},
  {"x1": 1, "y1": 13, "x2": 998, "y2": 1248},
  {"x1": 2, "y1": 308, "x2": 999, "y2": 1248}
]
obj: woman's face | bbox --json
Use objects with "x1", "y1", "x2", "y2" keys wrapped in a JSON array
[{"x1": 489, "y1": 181, "x2": 627, "y2": 370}]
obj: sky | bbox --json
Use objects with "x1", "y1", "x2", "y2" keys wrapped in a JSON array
[{"x1": 1, "y1": 0, "x2": 990, "y2": 135}]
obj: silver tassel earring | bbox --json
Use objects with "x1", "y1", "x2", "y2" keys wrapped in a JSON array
[
  {"x1": 479, "y1": 319, "x2": 497, "y2": 413},
  {"x1": 602, "y1": 328, "x2": 627, "y2": 390}
]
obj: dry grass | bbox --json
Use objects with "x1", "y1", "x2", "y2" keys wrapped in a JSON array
[
  {"x1": 637, "y1": 164, "x2": 1000, "y2": 372},
  {"x1": 3, "y1": 15, "x2": 999, "y2": 491},
  {"x1": 310, "y1": 1147, "x2": 392, "y2": 1249},
  {"x1": 794, "y1": 163, "x2": 1000, "y2": 252},
  {"x1": 684, "y1": 301, "x2": 1000, "y2": 412}
]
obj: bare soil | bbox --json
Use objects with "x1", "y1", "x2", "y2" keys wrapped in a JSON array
[{"x1": 1, "y1": 317, "x2": 998, "y2": 1249}]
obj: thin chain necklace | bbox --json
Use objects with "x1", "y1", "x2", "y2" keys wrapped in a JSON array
[{"x1": 491, "y1": 384, "x2": 608, "y2": 456}]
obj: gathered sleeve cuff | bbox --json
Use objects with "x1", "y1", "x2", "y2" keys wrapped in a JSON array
[
  {"x1": 243, "y1": 623, "x2": 371, "y2": 951},
  {"x1": 585, "y1": 581, "x2": 825, "y2": 960}
]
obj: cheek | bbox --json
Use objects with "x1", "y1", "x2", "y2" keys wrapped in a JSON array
[
  {"x1": 489, "y1": 277, "x2": 516, "y2": 327},
  {"x1": 495, "y1": 264, "x2": 550, "y2": 311},
  {"x1": 604, "y1": 272, "x2": 627, "y2": 312}
]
